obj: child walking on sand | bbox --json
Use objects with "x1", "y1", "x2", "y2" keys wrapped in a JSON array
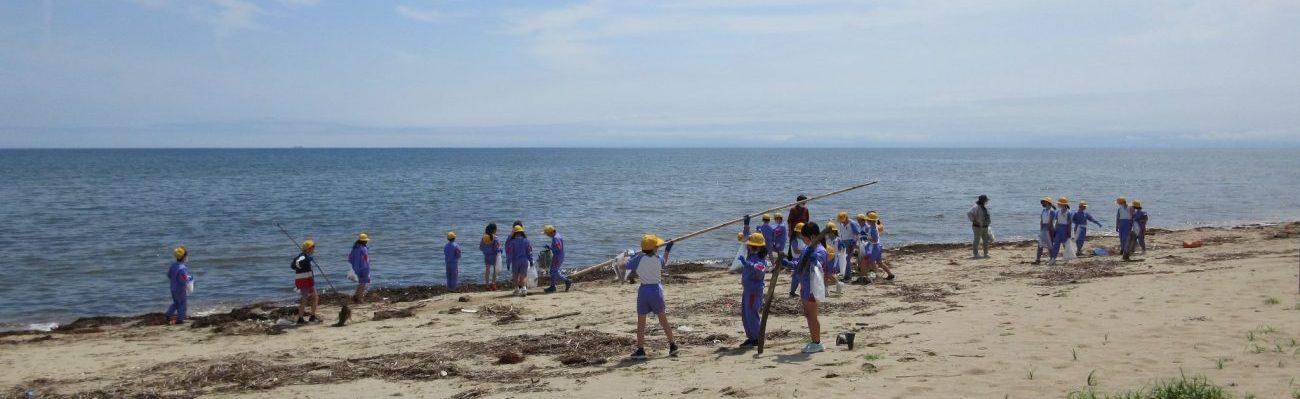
[
  {"x1": 626, "y1": 234, "x2": 679, "y2": 360},
  {"x1": 165, "y1": 246, "x2": 192, "y2": 325},
  {"x1": 348, "y1": 233, "x2": 370, "y2": 304},
  {"x1": 734, "y1": 233, "x2": 768, "y2": 347},
  {"x1": 864, "y1": 212, "x2": 894, "y2": 280},
  {"x1": 504, "y1": 225, "x2": 533, "y2": 296}
]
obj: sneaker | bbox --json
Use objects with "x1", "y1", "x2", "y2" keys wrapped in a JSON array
[
  {"x1": 669, "y1": 343, "x2": 679, "y2": 357},
  {"x1": 296, "y1": 317, "x2": 307, "y2": 325},
  {"x1": 738, "y1": 339, "x2": 756, "y2": 348},
  {"x1": 788, "y1": 292, "x2": 798, "y2": 298},
  {"x1": 564, "y1": 280, "x2": 572, "y2": 292},
  {"x1": 867, "y1": 272, "x2": 878, "y2": 281},
  {"x1": 801, "y1": 342, "x2": 825, "y2": 353},
  {"x1": 308, "y1": 315, "x2": 322, "y2": 323},
  {"x1": 521, "y1": 288, "x2": 528, "y2": 297},
  {"x1": 544, "y1": 286, "x2": 557, "y2": 293},
  {"x1": 630, "y1": 347, "x2": 647, "y2": 360},
  {"x1": 885, "y1": 274, "x2": 896, "y2": 281},
  {"x1": 1048, "y1": 260, "x2": 1057, "y2": 266}
]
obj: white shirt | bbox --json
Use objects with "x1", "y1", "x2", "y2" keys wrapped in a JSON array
[
  {"x1": 629, "y1": 253, "x2": 665, "y2": 285},
  {"x1": 1117, "y1": 205, "x2": 1132, "y2": 220}
]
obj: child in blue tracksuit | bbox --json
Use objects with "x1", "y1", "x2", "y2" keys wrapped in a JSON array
[
  {"x1": 756, "y1": 214, "x2": 775, "y2": 250},
  {"x1": 349, "y1": 233, "x2": 371, "y2": 304},
  {"x1": 1072, "y1": 201, "x2": 1104, "y2": 255},
  {"x1": 504, "y1": 225, "x2": 533, "y2": 296},
  {"x1": 165, "y1": 246, "x2": 191, "y2": 325},
  {"x1": 1050, "y1": 198, "x2": 1073, "y2": 266},
  {"x1": 788, "y1": 222, "x2": 806, "y2": 297},
  {"x1": 543, "y1": 225, "x2": 572, "y2": 293},
  {"x1": 864, "y1": 212, "x2": 894, "y2": 280},
  {"x1": 444, "y1": 232, "x2": 461, "y2": 291},
  {"x1": 480, "y1": 223, "x2": 502, "y2": 291},
  {"x1": 771, "y1": 213, "x2": 788, "y2": 255},
  {"x1": 1037, "y1": 197, "x2": 1056, "y2": 264},
  {"x1": 627, "y1": 234, "x2": 679, "y2": 360},
  {"x1": 783, "y1": 222, "x2": 828, "y2": 354},
  {"x1": 734, "y1": 233, "x2": 769, "y2": 348},
  {"x1": 1115, "y1": 197, "x2": 1133, "y2": 259},
  {"x1": 1132, "y1": 200, "x2": 1148, "y2": 254}
]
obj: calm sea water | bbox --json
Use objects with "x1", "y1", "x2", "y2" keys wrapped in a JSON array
[{"x1": 1, "y1": 148, "x2": 1298, "y2": 329}]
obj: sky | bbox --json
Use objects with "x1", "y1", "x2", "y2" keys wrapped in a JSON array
[{"x1": 1, "y1": 0, "x2": 1298, "y2": 148}]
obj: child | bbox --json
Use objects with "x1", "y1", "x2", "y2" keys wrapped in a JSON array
[
  {"x1": 756, "y1": 214, "x2": 775, "y2": 251},
  {"x1": 165, "y1": 246, "x2": 192, "y2": 325},
  {"x1": 783, "y1": 222, "x2": 827, "y2": 354},
  {"x1": 504, "y1": 225, "x2": 533, "y2": 296},
  {"x1": 1037, "y1": 197, "x2": 1057, "y2": 264},
  {"x1": 479, "y1": 223, "x2": 502, "y2": 291},
  {"x1": 626, "y1": 234, "x2": 679, "y2": 360},
  {"x1": 348, "y1": 233, "x2": 371, "y2": 304},
  {"x1": 787, "y1": 222, "x2": 806, "y2": 297},
  {"x1": 835, "y1": 212, "x2": 858, "y2": 283},
  {"x1": 864, "y1": 212, "x2": 894, "y2": 280},
  {"x1": 823, "y1": 223, "x2": 844, "y2": 294},
  {"x1": 1132, "y1": 200, "x2": 1148, "y2": 254},
  {"x1": 292, "y1": 240, "x2": 322, "y2": 324},
  {"x1": 1050, "y1": 198, "x2": 1073, "y2": 266},
  {"x1": 1115, "y1": 197, "x2": 1133, "y2": 259},
  {"x1": 444, "y1": 231, "x2": 461, "y2": 291},
  {"x1": 734, "y1": 233, "x2": 768, "y2": 348},
  {"x1": 543, "y1": 225, "x2": 572, "y2": 293},
  {"x1": 1072, "y1": 200, "x2": 1104, "y2": 256},
  {"x1": 771, "y1": 212, "x2": 788, "y2": 261}
]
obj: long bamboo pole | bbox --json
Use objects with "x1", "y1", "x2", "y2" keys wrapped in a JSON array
[{"x1": 569, "y1": 180, "x2": 879, "y2": 279}]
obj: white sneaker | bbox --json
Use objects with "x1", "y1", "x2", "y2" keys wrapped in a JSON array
[{"x1": 521, "y1": 288, "x2": 528, "y2": 297}]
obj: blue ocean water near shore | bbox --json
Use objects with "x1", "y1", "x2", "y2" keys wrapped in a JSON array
[{"x1": 1, "y1": 148, "x2": 1298, "y2": 329}]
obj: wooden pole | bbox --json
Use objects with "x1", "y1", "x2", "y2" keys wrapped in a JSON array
[{"x1": 569, "y1": 180, "x2": 878, "y2": 279}]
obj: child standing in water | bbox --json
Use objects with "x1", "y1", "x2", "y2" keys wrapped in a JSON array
[
  {"x1": 165, "y1": 246, "x2": 191, "y2": 325},
  {"x1": 348, "y1": 233, "x2": 371, "y2": 304},
  {"x1": 444, "y1": 232, "x2": 461, "y2": 291},
  {"x1": 480, "y1": 223, "x2": 502, "y2": 291},
  {"x1": 734, "y1": 233, "x2": 768, "y2": 348},
  {"x1": 626, "y1": 234, "x2": 679, "y2": 360}
]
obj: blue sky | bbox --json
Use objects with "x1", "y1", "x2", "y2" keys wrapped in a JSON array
[{"x1": 1, "y1": 0, "x2": 1298, "y2": 148}]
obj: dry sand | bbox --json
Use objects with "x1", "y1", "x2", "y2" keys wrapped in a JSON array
[{"x1": 3, "y1": 222, "x2": 1299, "y2": 398}]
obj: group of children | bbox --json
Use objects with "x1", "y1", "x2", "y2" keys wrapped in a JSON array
[
  {"x1": 1036, "y1": 196, "x2": 1150, "y2": 266},
  {"x1": 470, "y1": 221, "x2": 572, "y2": 297}
]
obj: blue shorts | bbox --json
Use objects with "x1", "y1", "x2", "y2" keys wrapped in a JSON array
[
  {"x1": 483, "y1": 254, "x2": 496, "y2": 265},
  {"x1": 799, "y1": 271, "x2": 818, "y2": 302},
  {"x1": 637, "y1": 284, "x2": 666, "y2": 315},
  {"x1": 356, "y1": 271, "x2": 371, "y2": 284},
  {"x1": 510, "y1": 261, "x2": 529, "y2": 275}
]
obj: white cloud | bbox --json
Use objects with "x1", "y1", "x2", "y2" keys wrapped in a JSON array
[{"x1": 396, "y1": 4, "x2": 442, "y2": 23}]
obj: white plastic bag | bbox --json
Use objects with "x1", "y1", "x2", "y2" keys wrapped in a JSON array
[
  {"x1": 613, "y1": 251, "x2": 629, "y2": 282},
  {"x1": 347, "y1": 269, "x2": 359, "y2": 283},
  {"x1": 1062, "y1": 235, "x2": 1077, "y2": 261},
  {"x1": 810, "y1": 262, "x2": 827, "y2": 302},
  {"x1": 526, "y1": 261, "x2": 538, "y2": 288},
  {"x1": 728, "y1": 244, "x2": 747, "y2": 272},
  {"x1": 186, "y1": 279, "x2": 195, "y2": 295},
  {"x1": 834, "y1": 250, "x2": 848, "y2": 274}
]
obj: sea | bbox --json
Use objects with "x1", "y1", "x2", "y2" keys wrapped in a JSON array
[{"x1": 1, "y1": 148, "x2": 1298, "y2": 330}]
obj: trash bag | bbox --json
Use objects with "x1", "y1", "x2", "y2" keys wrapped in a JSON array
[
  {"x1": 834, "y1": 248, "x2": 848, "y2": 275},
  {"x1": 187, "y1": 279, "x2": 195, "y2": 295},
  {"x1": 613, "y1": 250, "x2": 630, "y2": 281},
  {"x1": 537, "y1": 249, "x2": 553, "y2": 280},
  {"x1": 1061, "y1": 238, "x2": 1077, "y2": 261},
  {"x1": 347, "y1": 269, "x2": 359, "y2": 283},
  {"x1": 810, "y1": 262, "x2": 827, "y2": 302},
  {"x1": 526, "y1": 261, "x2": 538, "y2": 288},
  {"x1": 729, "y1": 244, "x2": 747, "y2": 272}
]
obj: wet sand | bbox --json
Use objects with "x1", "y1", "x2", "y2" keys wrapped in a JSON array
[{"x1": 3, "y1": 222, "x2": 1299, "y2": 398}]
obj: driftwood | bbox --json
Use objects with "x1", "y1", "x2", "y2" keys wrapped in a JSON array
[{"x1": 533, "y1": 311, "x2": 581, "y2": 321}]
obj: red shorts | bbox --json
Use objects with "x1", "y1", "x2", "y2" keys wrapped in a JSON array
[{"x1": 295, "y1": 277, "x2": 316, "y2": 293}]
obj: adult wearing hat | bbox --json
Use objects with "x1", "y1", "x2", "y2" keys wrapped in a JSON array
[
  {"x1": 165, "y1": 246, "x2": 192, "y2": 325},
  {"x1": 1037, "y1": 197, "x2": 1057, "y2": 265},
  {"x1": 349, "y1": 233, "x2": 371, "y2": 304},
  {"x1": 1115, "y1": 197, "x2": 1134, "y2": 258},
  {"x1": 968, "y1": 195, "x2": 992, "y2": 258}
]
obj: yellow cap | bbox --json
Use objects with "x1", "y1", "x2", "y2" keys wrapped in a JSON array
[
  {"x1": 512, "y1": 225, "x2": 525, "y2": 234},
  {"x1": 737, "y1": 232, "x2": 745, "y2": 241},
  {"x1": 641, "y1": 234, "x2": 664, "y2": 251},
  {"x1": 1116, "y1": 196, "x2": 1127, "y2": 205},
  {"x1": 543, "y1": 225, "x2": 556, "y2": 235},
  {"x1": 1057, "y1": 197, "x2": 1069, "y2": 206},
  {"x1": 761, "y1": 213, "x2": 771, "y2": 221},
  {"x1": 827, "y1": 245, "x2": 836, "y2": 257},
  {"x1": 1079, "y1": 200, "x2": 1088, "y2": 207},
  {"x1": 302, "y1": 240, "x2": 315, "y2": 250},
  {"x1": 837, "y1": 212, "x2": 849, "y2": 222},
  {"x1": 447, "y1": 231, "x2": 456, "y2": 240},
  {"x1": 482, "y1": 234, "x2": 493, "y2": 244},
  {"x1": 773, "y1": 212, "x2": 783, "y2": 220},
  {"x1": 1133, "y1": 200, "x2": 1142, "y2": 208},
  {"x1": 866, "y1": 211, "x2": 879, "y2": 222},
  {"x1": 826, "y1": 222, "x2": 838, "y2": 232},
  {"x1": 746, "y1": 233, "x2": 766, "y2": 248},
  {"x1": 856, "y1": 213, "x2": 867, "y2": 221},
  {"x1": 794, "y1": 222, "x2": 805, "y2": 233},
  {"x1": 173, "y1": 246, "x2": 187, "y2": 260},
  {"x1": 1042, "y1": 197, "x2": 1053, "y2": 204},
  {"x1": 358, "y1": 233, "x2": 369, "y2": 242}
]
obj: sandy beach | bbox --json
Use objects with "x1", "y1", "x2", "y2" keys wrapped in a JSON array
[{"x1": 3, "y1": 222, "x2": 1299, "y2": 398}]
